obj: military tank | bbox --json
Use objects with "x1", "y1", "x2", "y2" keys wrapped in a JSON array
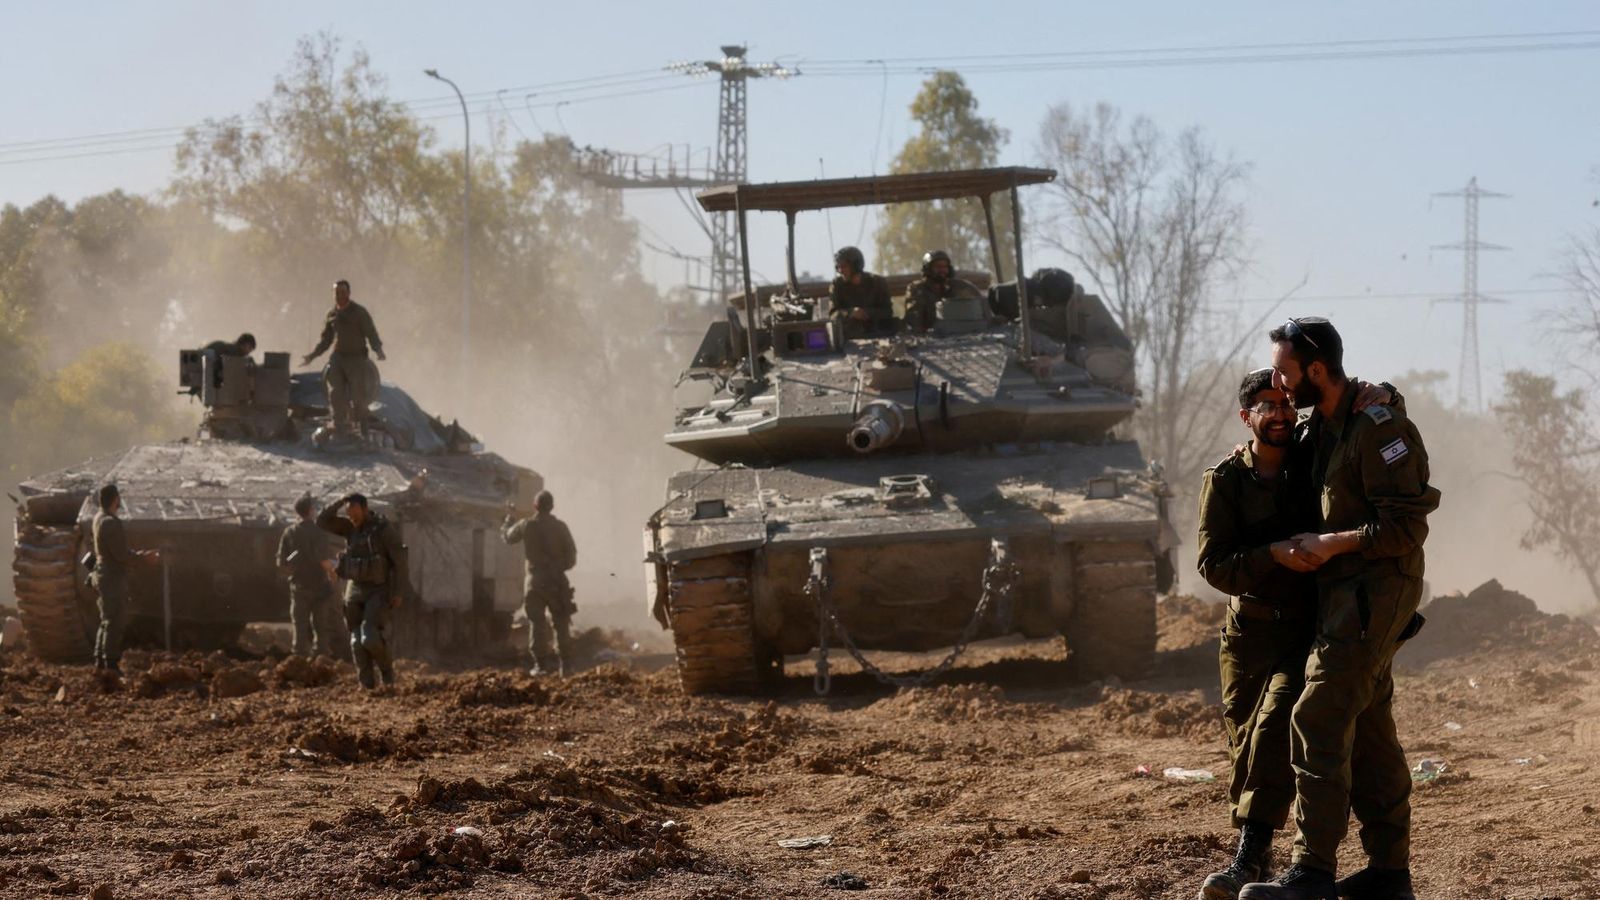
[
  {"x1": 11, "y1": 348, "x2": 541, "y2": 662},
  {"x1": 645, "y1": 167, "x2": 1177, "y2": 694}
]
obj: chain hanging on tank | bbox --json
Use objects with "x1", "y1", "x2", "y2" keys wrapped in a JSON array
[{"x1": 807, "y1": 538, "x2": 1019, "y2": 696}]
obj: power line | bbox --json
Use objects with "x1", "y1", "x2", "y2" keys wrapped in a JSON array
[
  {"x1": 1228, "y1": 286, "x2": 1563, "y2": 305},
  {"x1": 801, "y1": 35, "x2": 1600, "y2": 75},
  {"x1": 0, "y1": 81, "x2": 712, "y2": 168},
  {"x1": 0, "y1": 69, "x2": 681, "y2": 160},
  {"x1": 797, "y1": 28, "x2": 1600, "y2": 67}
]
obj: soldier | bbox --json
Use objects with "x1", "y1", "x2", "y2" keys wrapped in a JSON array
[
  {"x1": 90, "y1": 484, "x2": 160, "y2": 672},
  {"x1": 275, "y1": 495, "x2": 345, "y2": 660},
  {"x1": 827, "y1": 246, "x2": 895, "y2": 338},
  {"x1": 1195, "y1": 369, "x2": 1321, "y2": 899},
  {"x1": 1241, "y1": 318, "x2": 1440, "y2": 900},
  {"x1": 904, "y1": 249, "x2": 986, "y2": 332},
  {"x1": 202, "y1": 333, "x2": 257, "y2": 388},
  {"x1": 502, "y1": 490, "x2": 577, "y2": 677},
  {"x1": 317, "y1": 493, "x2": 410, "y2": 689},
  {"x1": 203, "y1": 333, "x2": 257, "y2": 359},
  {"x1": 301, "y1": 279, "x2": 385, "y2": 435}
]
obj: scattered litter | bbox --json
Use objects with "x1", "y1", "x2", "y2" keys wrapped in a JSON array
[
  {"x1": 1468, "y1": 677, "x2": 1481, "y2": 690},
  {"x1": 1443, "y1": 721, "x2": 1463, "y2": 732},
  {"x1": 452, "y1": 826, "x2": 483, "y2": 838},
  {"x1": 1132, "y1": 764, "x2": 1153, "y2": 778},
  {"x1": 822, "y1": 871, "x2": 868, "y2": 890},
  {"x1": 52, "y1": 686, "x2": 67, "y2": 703},
  {"x1": 282, "y1": 747, "x2": 324, "y2": 762},
  {"x1": 778, "y1": 835, "x2": 833, "y2": 850},
  {"x1": 1162, "y1": 767, "x2": 1216, "y2": 783},
  {"x1": 542, "y1": 749, "x2": 566, "y2": 761},
  {"x1": 1511, "y1": 755, "x2": 1549, "y2": 767},
  {"x1": 1412, "y1": 759, "x2": 1448, "y2": 782}
]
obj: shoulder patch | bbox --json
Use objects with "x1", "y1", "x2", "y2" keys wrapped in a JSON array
[
  {"x1": 1379, "y1": 437, "x2": 1409, "y2": 465},
  {"x1": 1363, "y1": 405, "x2": 1393, "y2": 425}
]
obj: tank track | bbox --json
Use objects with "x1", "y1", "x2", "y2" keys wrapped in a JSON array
[
  {"x1": 1064, "y1": 540, "x2": 1158, "y2": 682},
  {"x1": 12, "y1": 521, "x2": 94, "y2": 663},
  {"x1": 666, "y1": 553, "x2": 761, "y2": 695}
]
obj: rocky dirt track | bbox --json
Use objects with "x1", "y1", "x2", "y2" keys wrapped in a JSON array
[{"x1": 1, "y1": 582, "x2": 1597, "y2": 900}]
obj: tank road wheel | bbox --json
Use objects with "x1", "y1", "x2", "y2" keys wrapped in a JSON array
[
  {"x1": 667, "y1": 553, "x2": 762, "y2": 695},
  {"x1": 1064, "y1": 541, "x2": 1158, "y2": 682},
  {"x1": 12, "y1": 522, "x2": 94, "y2": 663}
]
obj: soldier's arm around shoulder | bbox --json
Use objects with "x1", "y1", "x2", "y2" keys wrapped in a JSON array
[
  {"x1": 1355, "y1": 407, "x2": 1442, "y2": 559},
  {"x1": 1195, "y1": 459, "x2": 1275, "y2": 596}
]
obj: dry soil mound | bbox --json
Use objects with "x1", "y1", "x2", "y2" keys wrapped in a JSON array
[{"x1": 1400, "y1": 578, "x2": 1600, "y2": 667}]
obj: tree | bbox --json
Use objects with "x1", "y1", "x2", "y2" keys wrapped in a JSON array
[
  {"x1": 875, "y1": 72, "x2": 1012, "y2": 274},
  {"x1": 1494, "y1": 370, "x2": 1600, "y2": 608},
  {"x1": 1037, "y1": 102, "x2": 1252, "y2": 493}
]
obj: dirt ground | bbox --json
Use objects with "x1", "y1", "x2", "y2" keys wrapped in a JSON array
[{"x1": 1, "y1": 581, "x2": 1597, "y2": 900}]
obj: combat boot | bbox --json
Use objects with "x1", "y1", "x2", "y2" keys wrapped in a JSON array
[
  {"x1": 1238, "y1": 864, "x2": 1337, "y2": 900},
  {"x1": 1200, "y1": 821, "x2": 1274, "y2": 899},
  {"x1": 379, "y1": 666, "x2": 396, "y2": 687},
  {"x1": 1335, "y1": 867, "x2": 1414, "y2": 900}
]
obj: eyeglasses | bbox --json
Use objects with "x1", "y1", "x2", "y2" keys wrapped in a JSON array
[
  {"x1": 1282, "y1": 317, "x2": 1328, "y2": 349},
  {"x1": 1248, "y1": 400, "x2": 1296, "y2": 416}
]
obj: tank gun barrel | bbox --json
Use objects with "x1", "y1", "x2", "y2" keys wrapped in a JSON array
[{"x1": 847, "y1": 401, "x2": 906, "y2": 454}]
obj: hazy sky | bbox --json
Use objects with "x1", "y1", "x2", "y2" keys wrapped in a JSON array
[{"x1": 5, "y1": 1, "x2": 1598, "y2": 403}]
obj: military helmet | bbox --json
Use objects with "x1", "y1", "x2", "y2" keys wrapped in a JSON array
[
  {"x1": 921, "y1": 249, "x2": 953, "y2": 278},
  {"x1": 833, "y1": 245, "x2": 865, "y2": 275}
]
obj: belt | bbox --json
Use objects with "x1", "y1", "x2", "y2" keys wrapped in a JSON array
[{"x1": 1231, "y1": 595, "x2": 1310, "y2": 622}]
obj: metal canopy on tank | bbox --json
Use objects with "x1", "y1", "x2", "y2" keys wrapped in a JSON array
[{"x1": 695, "y1": 166, "x2": 1057, "y2": 213}]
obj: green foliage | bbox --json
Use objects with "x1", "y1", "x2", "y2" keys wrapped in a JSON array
[
  {"x1": 4, "y1": 342, "x2": 190, "y2": 484},
  {"x1": 1495, "y1": 370, "x2": 1600, "y2": 607},
  {"x1": 874, "y1": 72, "x2": 1013, "y2": 275}
]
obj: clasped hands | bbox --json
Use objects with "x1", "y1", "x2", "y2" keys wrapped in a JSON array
[{"x1": 1271, "y1": 532, "x2": 1357, "y2": 573}]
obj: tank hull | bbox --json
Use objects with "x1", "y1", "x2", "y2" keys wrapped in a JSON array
[{"x1": 649, "y1": 442, "x2": 1175, "y2": 692}]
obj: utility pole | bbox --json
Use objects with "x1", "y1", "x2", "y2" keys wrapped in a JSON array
[
  {"x1": 425, "y1": 69, "x2": 472, "y2": 389},
  {"x1": 670, "y1": 46, "x2": 797, "y2": 301},
  {"x1": 1432, "y1": 176, "x2": 1509, "y2": 412}
]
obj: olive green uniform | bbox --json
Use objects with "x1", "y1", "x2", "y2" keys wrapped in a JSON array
[
  {"x1": 305, "y1": 301, "x2": 384, "y2": 432},
  {"x1": 275, "y1": 520, "x2": 344, "y2": 659},
  {"x1": 1291, "y1": 382, "x2": 1441, "y2": 874},
  {"x1": 828, "y1": 272, "x2": 895, "y2": 339},
  {"x1": 904, "y1": 276, "x2": 985, "y2": 332},
  {"x1": 502, "y1": 511, "x2": 576, "y2": 670},
  {"x1": 317, "y1": 506, "x2": 410, "y2": 688},
  {"x1": 91, "y1": 512, "x2": 134, "y2": 667},
  {"x1": 1197, "y1": 445, "x2": 1317, "y2": 830}
]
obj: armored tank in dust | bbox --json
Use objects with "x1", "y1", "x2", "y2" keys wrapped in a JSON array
[
  {"x1": 11, "y1": 348, "x2": 541, "y2": 662},
  {"x1": 645, "y1": 167, "x2": 1178, "y2": 694}
]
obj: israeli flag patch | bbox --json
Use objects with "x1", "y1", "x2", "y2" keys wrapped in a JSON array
[{"x1": 1379, "y1": 438, "x2": 1408, "y2": 465}]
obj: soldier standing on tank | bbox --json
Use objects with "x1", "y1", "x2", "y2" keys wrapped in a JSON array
[
  {"x1": 90, "y1": 483, "x2": 160, "y2": 672},
  {"x1": 827, "y1": 246, "x2": 895, "y2": 338},
  {"x1": 1194, "y1": 369, "x2": 1321, "y2": 899},
  {"x1": 276, "y1": 495, "x2": 346, "y2": 660},
  {"x1": 904, "y1": 249, "x2": 985, "y2": 332},
  {"x1": 317, "y1": 493, "x2": 409, "y2": 689},
  {"x1": 502, "y1": 490, "x2": 577, "y2": 677},
  {"x1": 1241, "y1": 318, "x2": 1440, "y2": 900},
  {"x1": 301, "y1": 279, "x2": 385, "y2": 436}
]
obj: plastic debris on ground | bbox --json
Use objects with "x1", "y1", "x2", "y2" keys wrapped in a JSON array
[
  {"x1": 1412, "y1": 758, "x2": 1448, "y2": 782},
  {"x1": 778, "y1": 835, "x2": 833, "y2": 850},
  {"x1": 1162, "y1": 767, "x2": 1216, "y2": 783},
  {"x1": 1132, "y1": 764, "x2": 1153, "y2": 777},
  {"x1": 1443, "y1": 721, "x2": 1464, "y2": 731},
  {"x1": 452, "y1": 826, "x2": 483, "y2": 838}
]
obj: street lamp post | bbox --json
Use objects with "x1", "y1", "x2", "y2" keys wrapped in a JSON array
[{"x1": 424, "y1": 68, "x2": 471, "y2": 388}]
